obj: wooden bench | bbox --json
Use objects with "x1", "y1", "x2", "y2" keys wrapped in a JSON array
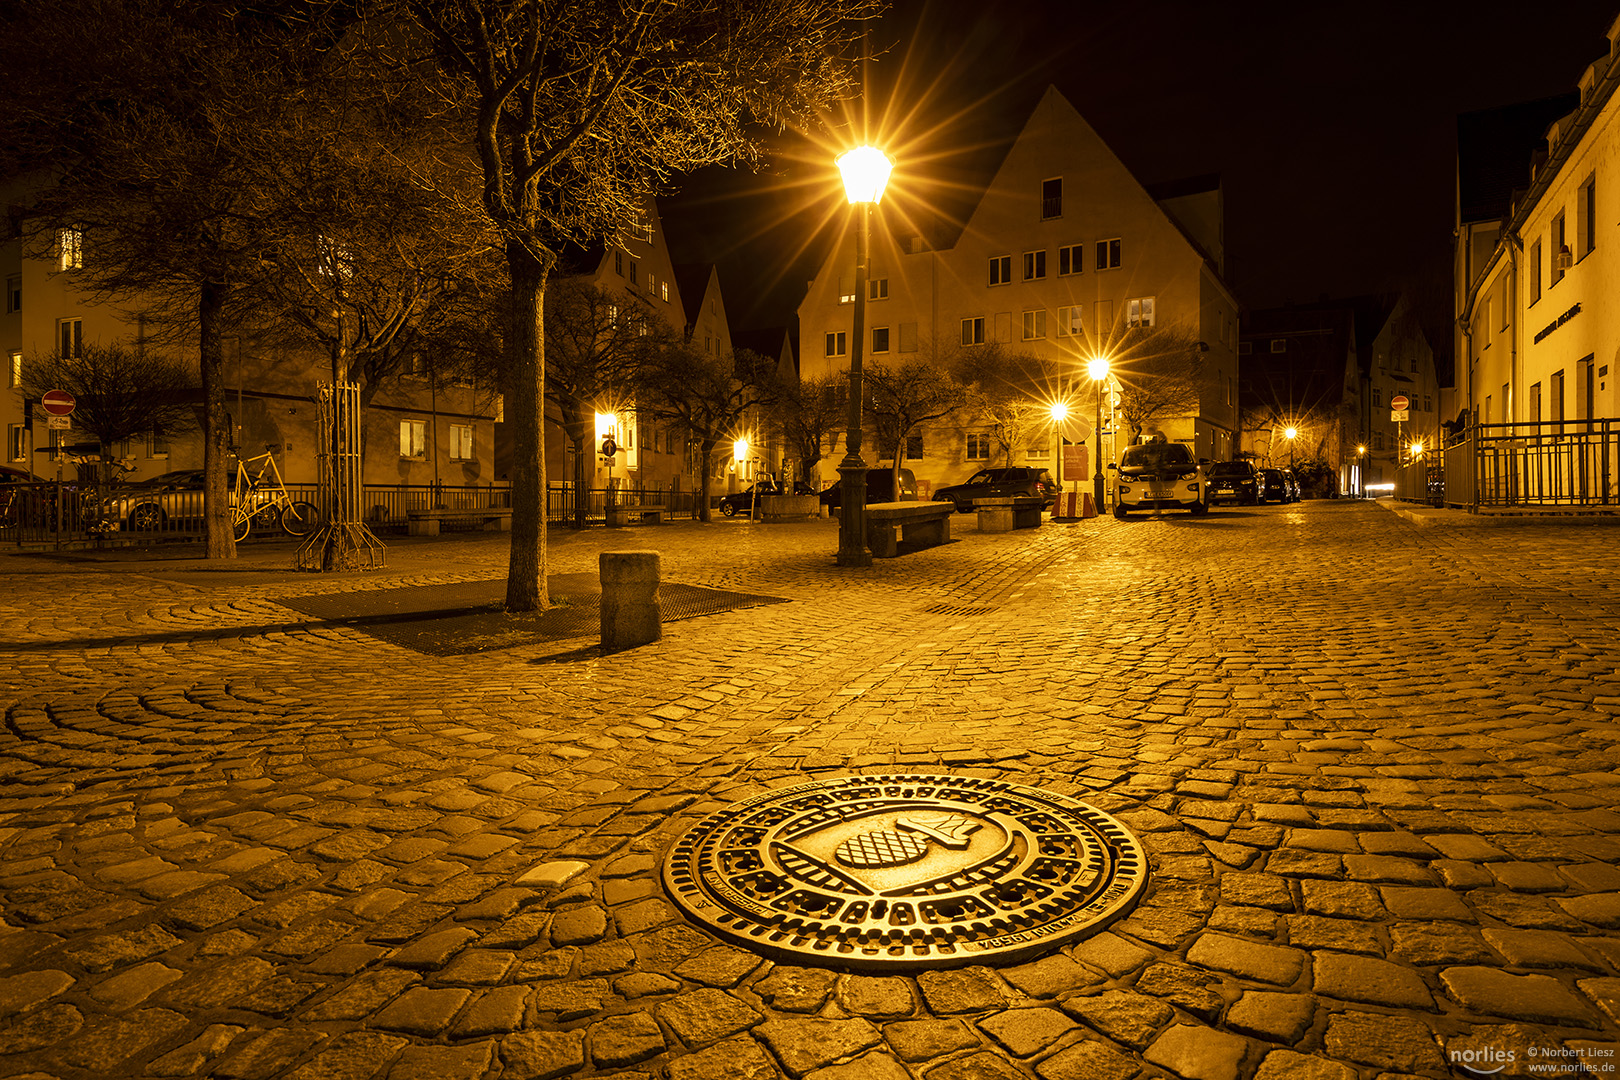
[
  {"x1": 864, "y1": 501, "x2": 953, "y2": 557},
  {"x1": 406, "y1": 507, "x2": 512, "y2": 536},
  {"x1": 974, "y1": 496, "x2": 1044, "y2": 532},
  {"x1": 606, "y1": 504, "x2": 668, "y2": 526}
]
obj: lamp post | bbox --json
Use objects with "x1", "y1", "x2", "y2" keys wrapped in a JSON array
[
  {"x1": 1087, "y1": 356, "x2": 1109, "y2": 511},
  {"x1": 1284, "y1": 426, "x2": 1297, "y2": 468},
  {"x1": 834, "y1": 145, "x2": 892, "y2": 568},
  {"x1": 1049, "y1": 401, "x2": 1068, "y2": 496},
  {"x1": 1356, "y1": 444, "x2": 1366, "y2": 498}
]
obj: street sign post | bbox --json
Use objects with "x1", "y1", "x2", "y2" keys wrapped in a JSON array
[{"x1": 41, "y1": 389, "x2": 76, "y2": 417}]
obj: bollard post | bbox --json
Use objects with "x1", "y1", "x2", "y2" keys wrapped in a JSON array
[{"x1": 600, "y1": 551, "x2": 661, "y2": 652}]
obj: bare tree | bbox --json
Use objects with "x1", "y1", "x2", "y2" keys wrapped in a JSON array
[
  {"x1": 637, "y1": 346, "x2": 776, "y2": 521},
  {"x1": 865, "y1": 358, "x2": 969, "y2": 496},
  {"x1": 20, "y1": 342, "x2": 197, "y2": 496},
  {"x1": 405, "y1": 0, "x2": 876, "y2": 611},
  {"x1": 545, "y1": 281, "x2": 661, "y2": 527},
  {"x1": 1104, "y1": 321, "x2": 1211, "y2": 445},
  {"x1": 772, "y1": 372, "x2": 845, "y2": 488},
  {"x1": 954, "y1": 344, "x2": 1067, "y2": 466}
]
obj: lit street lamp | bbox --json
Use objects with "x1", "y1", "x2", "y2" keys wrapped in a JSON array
[
  {"x1": 833, "y1": 145, "x2": 891, "y2": 568},
  {"x1": 1087, "y1": 356, "x2": 1110, "y2": 512},
  {"x1": 1356, "y1": 444, "x2": 1367, "y2": 498},
  {"x1": 1284, "y1": 426, "x2": 1297, "y2": 467},
  {"x1": 1049, "y1": 400, "x2": 1068, "y2": 496}
]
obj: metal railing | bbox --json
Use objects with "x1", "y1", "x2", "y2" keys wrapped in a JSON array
[
  {"x1": 1471, "y1": 419, "x2": 1619, "y2": 509},
  {"x1": 1393, "y1": 458, "x2": 1444, "y2": 506},
  {"x1": 546, "y1": 482, "x2": 702, "y2": 523}
]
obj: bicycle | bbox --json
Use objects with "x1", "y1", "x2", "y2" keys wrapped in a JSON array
[{"x1": 233, "y1": 452, "x2": 321, "y2": 541}]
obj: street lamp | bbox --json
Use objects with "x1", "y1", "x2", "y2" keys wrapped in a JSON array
[
  {"x1": 833, "y1": 145, "x2": 892, "y2": 567},
  {"x1": 1049, "y1": 401, "x2": 1068, "y2": 495},
  {"x1": 1284, "y1": 426, "x2": 1297, "y2": 467},
  {"x1": 1087, "y1": 356, "x2": 1110, "y2": 512},
  {"x1": 1356, "y1": 444, "x2": 1367, "y2": 498}
]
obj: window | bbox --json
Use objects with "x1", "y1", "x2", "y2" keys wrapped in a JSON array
[
  {"x1": 1374, "y1": 432, "x2": 1385, "y2": 451},
  {"x1": 872, "y1": 326, "x2": 890, "y2": 353},
  {"x1": 1485, "y1": 395, "x2": 1492, "y2": 423},
  {"x1": 148, "y1": 427, "x2": 169, "y2": 458},
  {"x1": 1552, "y1": 211, "x2": 1568, "y2": 284},
  {"x1": 1057, "y1": 305, "x2": 1083, "y2": 336},
  {"x1": 1373, "y1": 388, "x2": 1381, "y2": 408},
  {"x1": 961, "y1": 317, "x2": 985, "y2": 346},
  {"x1": 8, "y1": 424, "x2": 25, "y2": 463},
  {"x1": 1423, "y1": 393, "x2": 1432, "y2": 412},
  {"x1": 58, "y1": 227, "x2": 82, "y2": 271},
  {"x1": 1127, "y1": 297, "x2": 1155, "y2": 327},
  {"x1": 1579, "y1": 175, "x2": 1597, "y2": 257},
  {"x1": 1021, "y1": 309, "x2": 1046, "y2": 340},
  {"x1": 824, "y1": 331, "x2": 846, "y2": 357},
  {"x1": 630, "y1": 217, "x2": 653, "y2": 243},
  {"x1": 450, "y1": 423, "x2": 473, "y2": 461},
  {"x1": 1530, "y1": 239, "x2": 1542, "y2": 304},
  {"x1": 1551, "y1": 369, "x2": 1565, "y2": 424},
  {"x1": 1096, "y1": 238, "x2": 1121, "y2": 270},
  {"x1": 646, "y1": 272, "x2": 655, "y2": 296},
  {"x1": 967, "y1": 433, "x2": 991, "y2": 460},
  {"x1": 869, "y1": 278, "x2": 888, "y2": 300},
  {"x1": 988, "y1": 255, "x2": 1012, "y2": 286},
  {"x1": 1058, "y1": 244, "x2": 1083, "y2": 276},
  {"x1": 1022, "y1": 250, "x2": 1046, "y2": 281},
  {"x1": 1041, "y1": 177, "x2": 1062, "y2": 219},
  {"x1": 58, "y1": 318, "x2": 82, "y2": 359},
  {"x1": 629, "y1": 260, "x2": 638, "y2": 285},
  {"x1": 8, "y1": 352, "x2": 20, "y2": 388},
  {"x1": 1269, "y1": 339, "x2": 1285, "y2": 354},
  {"x1": 905, "y1": 435, "x2": 923, "y2": 460},
  {"x1": 1500, "y1": 277, "x2": 1509, "y2": 330},
  {"x1": 5, "y1": 275, "x2": 18, "y2": 314},
  {"x1": 399, "y1": 420, "x2": 426, "y2": 458},
  {"x1": 660, "y1": 281, "x2": 669, "y2": 303},
  {"x1": 1411, "y1": 356, "x2": 1419, "y2": 373},
  {"x1": 614, "y1": 250, "x2": 623, "y2": 276}
]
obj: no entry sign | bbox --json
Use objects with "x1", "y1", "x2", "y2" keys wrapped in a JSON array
[
  {"x1": 1389, "y1": 394, "x2": 1409, "y2": 412},
  {"x1": 41, "y1": 389, "x2": 76, "y2": 416}
]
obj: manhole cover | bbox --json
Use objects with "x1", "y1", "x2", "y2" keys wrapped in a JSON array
[{"x1": 662, "y1": 773, "x2": 1148, "y2": 971}]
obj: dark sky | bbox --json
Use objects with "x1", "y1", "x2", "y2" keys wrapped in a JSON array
[{"x1": 663, "y1": 0, "x2": 1618, "y2": 340}]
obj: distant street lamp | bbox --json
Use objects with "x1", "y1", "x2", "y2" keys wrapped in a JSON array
[
  {"x1": 834, "y1": 145, "x2": 892, "y2": 568},
  {"x1": 1087, "y1": 356, "x2": 1110, "y2": 511},
  {"x1": 1049, "y1": 401, "x2": 1068, "y2": 495},
  {"x1": 1356, "y1": 444, "x2": 1367, "y2": 498},
  {"x1": 1284, "y1": 426, "x2": 1297, "y2": 467}
]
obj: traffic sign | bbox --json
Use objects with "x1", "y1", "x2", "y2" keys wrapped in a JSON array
[
  {"x1": 41, "y1": 389, "x2": 75, "y2": 416},
  {"x1": 600, "y1": 437, "x2": 617, "y2": 459},
  {"x1": 1389, "y1": 394, "x2": 1409, "y2": 412},
  {"x1": 1391, "y1": 409, "x2": 1410, "y2": 423},
  {"x1": 47, "y1": 416, "x2": 71, "y2": 431}
]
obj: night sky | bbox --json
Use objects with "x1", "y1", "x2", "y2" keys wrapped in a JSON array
[{"x1": 663, "y1": 0, "x2": 1619, "y2": 348}]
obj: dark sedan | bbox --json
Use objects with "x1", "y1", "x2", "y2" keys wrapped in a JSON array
[{"x1": 1206, "y1": 461, "x2": 1259, "y2": 505}]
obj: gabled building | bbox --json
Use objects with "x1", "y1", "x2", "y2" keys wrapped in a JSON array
[
  {"x1": 796, "y1": 86, "x2": 1240, "y2": 491},
  {"x1": 1239, "y1": 303, "x2": 1362, "y2": 488}
]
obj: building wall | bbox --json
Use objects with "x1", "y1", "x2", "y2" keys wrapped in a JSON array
[{"x1": 798, "y1": 86, "x2": 1238, "y2": 491}]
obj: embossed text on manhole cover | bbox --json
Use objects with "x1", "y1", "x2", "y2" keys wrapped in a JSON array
[{"x1": 662, "y1": 774, "x2": 1148, "y2": 970}]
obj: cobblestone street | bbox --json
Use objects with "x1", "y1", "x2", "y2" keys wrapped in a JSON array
[{"x1": 0, "y1": 500, "x2": 1618, "y2": 1080}]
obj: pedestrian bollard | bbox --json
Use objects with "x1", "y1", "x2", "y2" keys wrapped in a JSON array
[{"x1": 600, "y1": 551, "x2": 661, "y2": 652}]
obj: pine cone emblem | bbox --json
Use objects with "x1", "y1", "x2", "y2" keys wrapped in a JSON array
[{"x1": 834, "y1": 813, "x2": 982, "y2": 868}]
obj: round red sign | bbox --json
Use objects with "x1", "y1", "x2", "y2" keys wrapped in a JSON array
[
  {"x1": 41, "y1": 389, "x2": 76, "y2": 416},
  {"x1": 1389, "y1": 394, "x2": 1410, "y2": 411}
]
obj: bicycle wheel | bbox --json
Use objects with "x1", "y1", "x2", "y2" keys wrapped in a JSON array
[
  {"x1": 232, "y1": 508, "x2": 252, "y2": 542},
  {"x1": 280, "y1": 501, "x2": 321, "y2": 537}
]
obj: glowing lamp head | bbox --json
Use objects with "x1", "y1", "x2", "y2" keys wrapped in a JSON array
[
  {"x1": 594, "y1": 411, "x2": 618, "y2": 440},
  {"x1": 733, "y1": 437, "x2": 750, "y2": 462},
  {"x1": 1410, "y1": 440, "x2": 1424, "y2": 456},
  {"x1": 1049, "y1": 401, "x2": 1069, "y2": 423},
  {"x1": 836, "y1": 146, "x2": 892, "y2": 205},
  {"x1": 1284, "y1": 427, "x2": 1298, "y2": 440},
  {"x1": 1357, "y1": 444, "x2": 1367, "y2": 455},
  {"x1": 1086, "y1": 356, "x2": 1110, "y2": 381}
]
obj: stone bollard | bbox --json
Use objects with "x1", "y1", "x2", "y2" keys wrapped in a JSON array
[{"x1": 600, "y1": 551, "x2": 661, "y2": 652}]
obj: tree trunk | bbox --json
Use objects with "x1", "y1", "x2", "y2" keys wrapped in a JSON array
[
  {"x1": 696, "y1": 439, "x2": 717, "y2": 522},
  {"x1": 199, "y1": 279, "x2": 235, "y2": 559},
  {"x1": 504, "y1": 239, "x2": 551, "y2": 612},
  {"x1": 568, "y1": 412, "x2": 590, "y2": 529}
]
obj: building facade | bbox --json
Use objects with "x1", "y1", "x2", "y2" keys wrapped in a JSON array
[{"x1": 797, "y1": 86, "x2": 1240, "y2": 493}]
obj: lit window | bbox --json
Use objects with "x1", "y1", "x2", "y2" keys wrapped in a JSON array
[
  {"x1": 1041, "y1": 178, "x2": 1062, "y2": 219},
  {"x1": 872, "y1": 327, "x2": 890, "y2": 353},
  {"x1": 8, "y1": 424, "x2": 27, "y2": 462},
  {"x1": 1057, "y1": 306, "x2": 1082, "y2": 336},
  {"x1": 661, "y1": 281, "x2": 669, "y2": 303},
  {"x1": 8, "y1": 351, "x2": 20, "y2": 388},
  {"x1": 988, "y1": 255, "x2": 1011, "y2": 286},
  {"x1": 961, "y1": 317, "x2": 985, "y2": 346},
  {"x1": 450, "y1": 424, "x2": 473, "y2": 461},
  {"x1": 1058, "y1": 244, "x2": 1083, "y2": 276},
  {"x1": 1022, "y1": 250, "x2": 1046, "y2": 281},
  {"x1": 58, "y1": 227, "x2": 82, "y2": 271},
  {"x1": 1021, "y1": 309, "x2": 1046, "y2": 340},
  {"x1": 1095, "y1": 238, "x2": 1121, "y2": 270},
  {"x1": 825, "y1": 332, "x2": 846, "y2": 357},
  {"x1": 399, "y1": 420, "x2": 427, "y2": 458},
  {"x1": 1127, "y1": 297, "x2": 1155, "y2": 327}
]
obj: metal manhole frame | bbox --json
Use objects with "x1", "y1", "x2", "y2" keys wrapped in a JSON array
[{"x1": 662, "y1": 773, "x2": 1148, "y2": 972}]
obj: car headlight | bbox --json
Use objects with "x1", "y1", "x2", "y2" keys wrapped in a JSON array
[
  {"x1": 1180, "y1": 471, "x2": 1198, "y2": 481},
  {"x1": 1117, "y1": 484, "x2": 1132, "y2": 494}
]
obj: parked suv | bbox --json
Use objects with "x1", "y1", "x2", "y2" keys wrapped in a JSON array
[
  {"x1": 932, "y1": 466, "x2": 1059, "y2": 513},
  {"x1": 1257, "y1": 468, "x2": 1292, "y2": 504},
  {"x1": 717, "y1": 480, "x2": 784, "y2": 517},
  {"x1": 1111, "y1": 440, "x2": 1209, "y2": 517},
  {"x1": 819, "y1": 468, "x2": 918, "y2": 509},
  {"x1": 1206, "y1": 461, "x2": 1259, "y2": 505}
]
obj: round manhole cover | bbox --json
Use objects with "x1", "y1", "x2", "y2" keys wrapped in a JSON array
[{"x1": 662, "y1": 773, "x2": 1148, "y2": 970}]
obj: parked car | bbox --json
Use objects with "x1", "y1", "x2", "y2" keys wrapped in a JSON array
[
  {"x1": 96, "y1": 470, "x2": 211, "y2": 531},
  {"x1": 932, "y1": 466, "x2": 1059, "y2": 513},
  {"x1": 1256, "y1": 468, "x2": 1290, "y2": 504},
  {"x1": 718, "y1": 480, "x2": 785, "y2": 517},
  {"x1": 1206, "y1": 461, "x2": 1259, "y2": 505},
  {"x1": 819, "y1": 468, "x2": 917, "y2": 509},
  {"x1": 1110, "y1": 439, "x2": 1209, "y2": 518},
  {"x1": 1282, "y1": 468, "x2": 1302, "y2": 502}
]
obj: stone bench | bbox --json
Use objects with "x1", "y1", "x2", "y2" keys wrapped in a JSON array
[
  {"x1": 864, "y1": 501, "x2": 953, "y2": 558},
  {"x1": 974, "y1": 496, "x2": 1044, "y2": 532},
  {"x1": 760, "y1": 494, "x2": 822, "y2": 522},
  {"x1": 405, "y1": 506, "x2": 512, "y2": 536},
  {"x1": 606, "y1": 504, "x2": 668, "y2": 526}
]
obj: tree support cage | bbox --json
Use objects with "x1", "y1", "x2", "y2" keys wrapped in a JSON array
[{"x1": 297, "y1": 381, "x2": 385, "y2": 571}]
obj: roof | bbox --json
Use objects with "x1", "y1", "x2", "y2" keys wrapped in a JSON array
[{"x1": 1457, "y1": 93, "x2": 1580, "y2": 224}]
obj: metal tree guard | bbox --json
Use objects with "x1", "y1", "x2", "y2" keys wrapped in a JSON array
[{"x1": 297, "y1": 381, "x2": 385, "y2": 571}]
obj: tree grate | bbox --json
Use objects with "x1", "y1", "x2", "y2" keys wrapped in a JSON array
[{"x1": 919, "y1": 602, "x2": 998, "y2": 617}]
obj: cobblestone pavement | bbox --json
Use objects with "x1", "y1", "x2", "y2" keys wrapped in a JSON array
[{"x1": 0, "y1": 501, "x2": 1618, "y2": 1080}]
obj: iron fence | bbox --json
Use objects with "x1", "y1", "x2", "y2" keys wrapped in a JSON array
[
  {"x1": 546, "y1": 483, "x2": 702, "y2": 523},
  {"x1": 1470, "y1": 419, "x2": 1619, "y2": 509},
  {"x1": 1393, "y1": 458, "x2": 1444, "y2": 506}
]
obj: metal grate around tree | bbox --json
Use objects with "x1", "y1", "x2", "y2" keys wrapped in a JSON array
[{"x1": 297, "y1": 381, "x2": 384, "y2": 571}]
